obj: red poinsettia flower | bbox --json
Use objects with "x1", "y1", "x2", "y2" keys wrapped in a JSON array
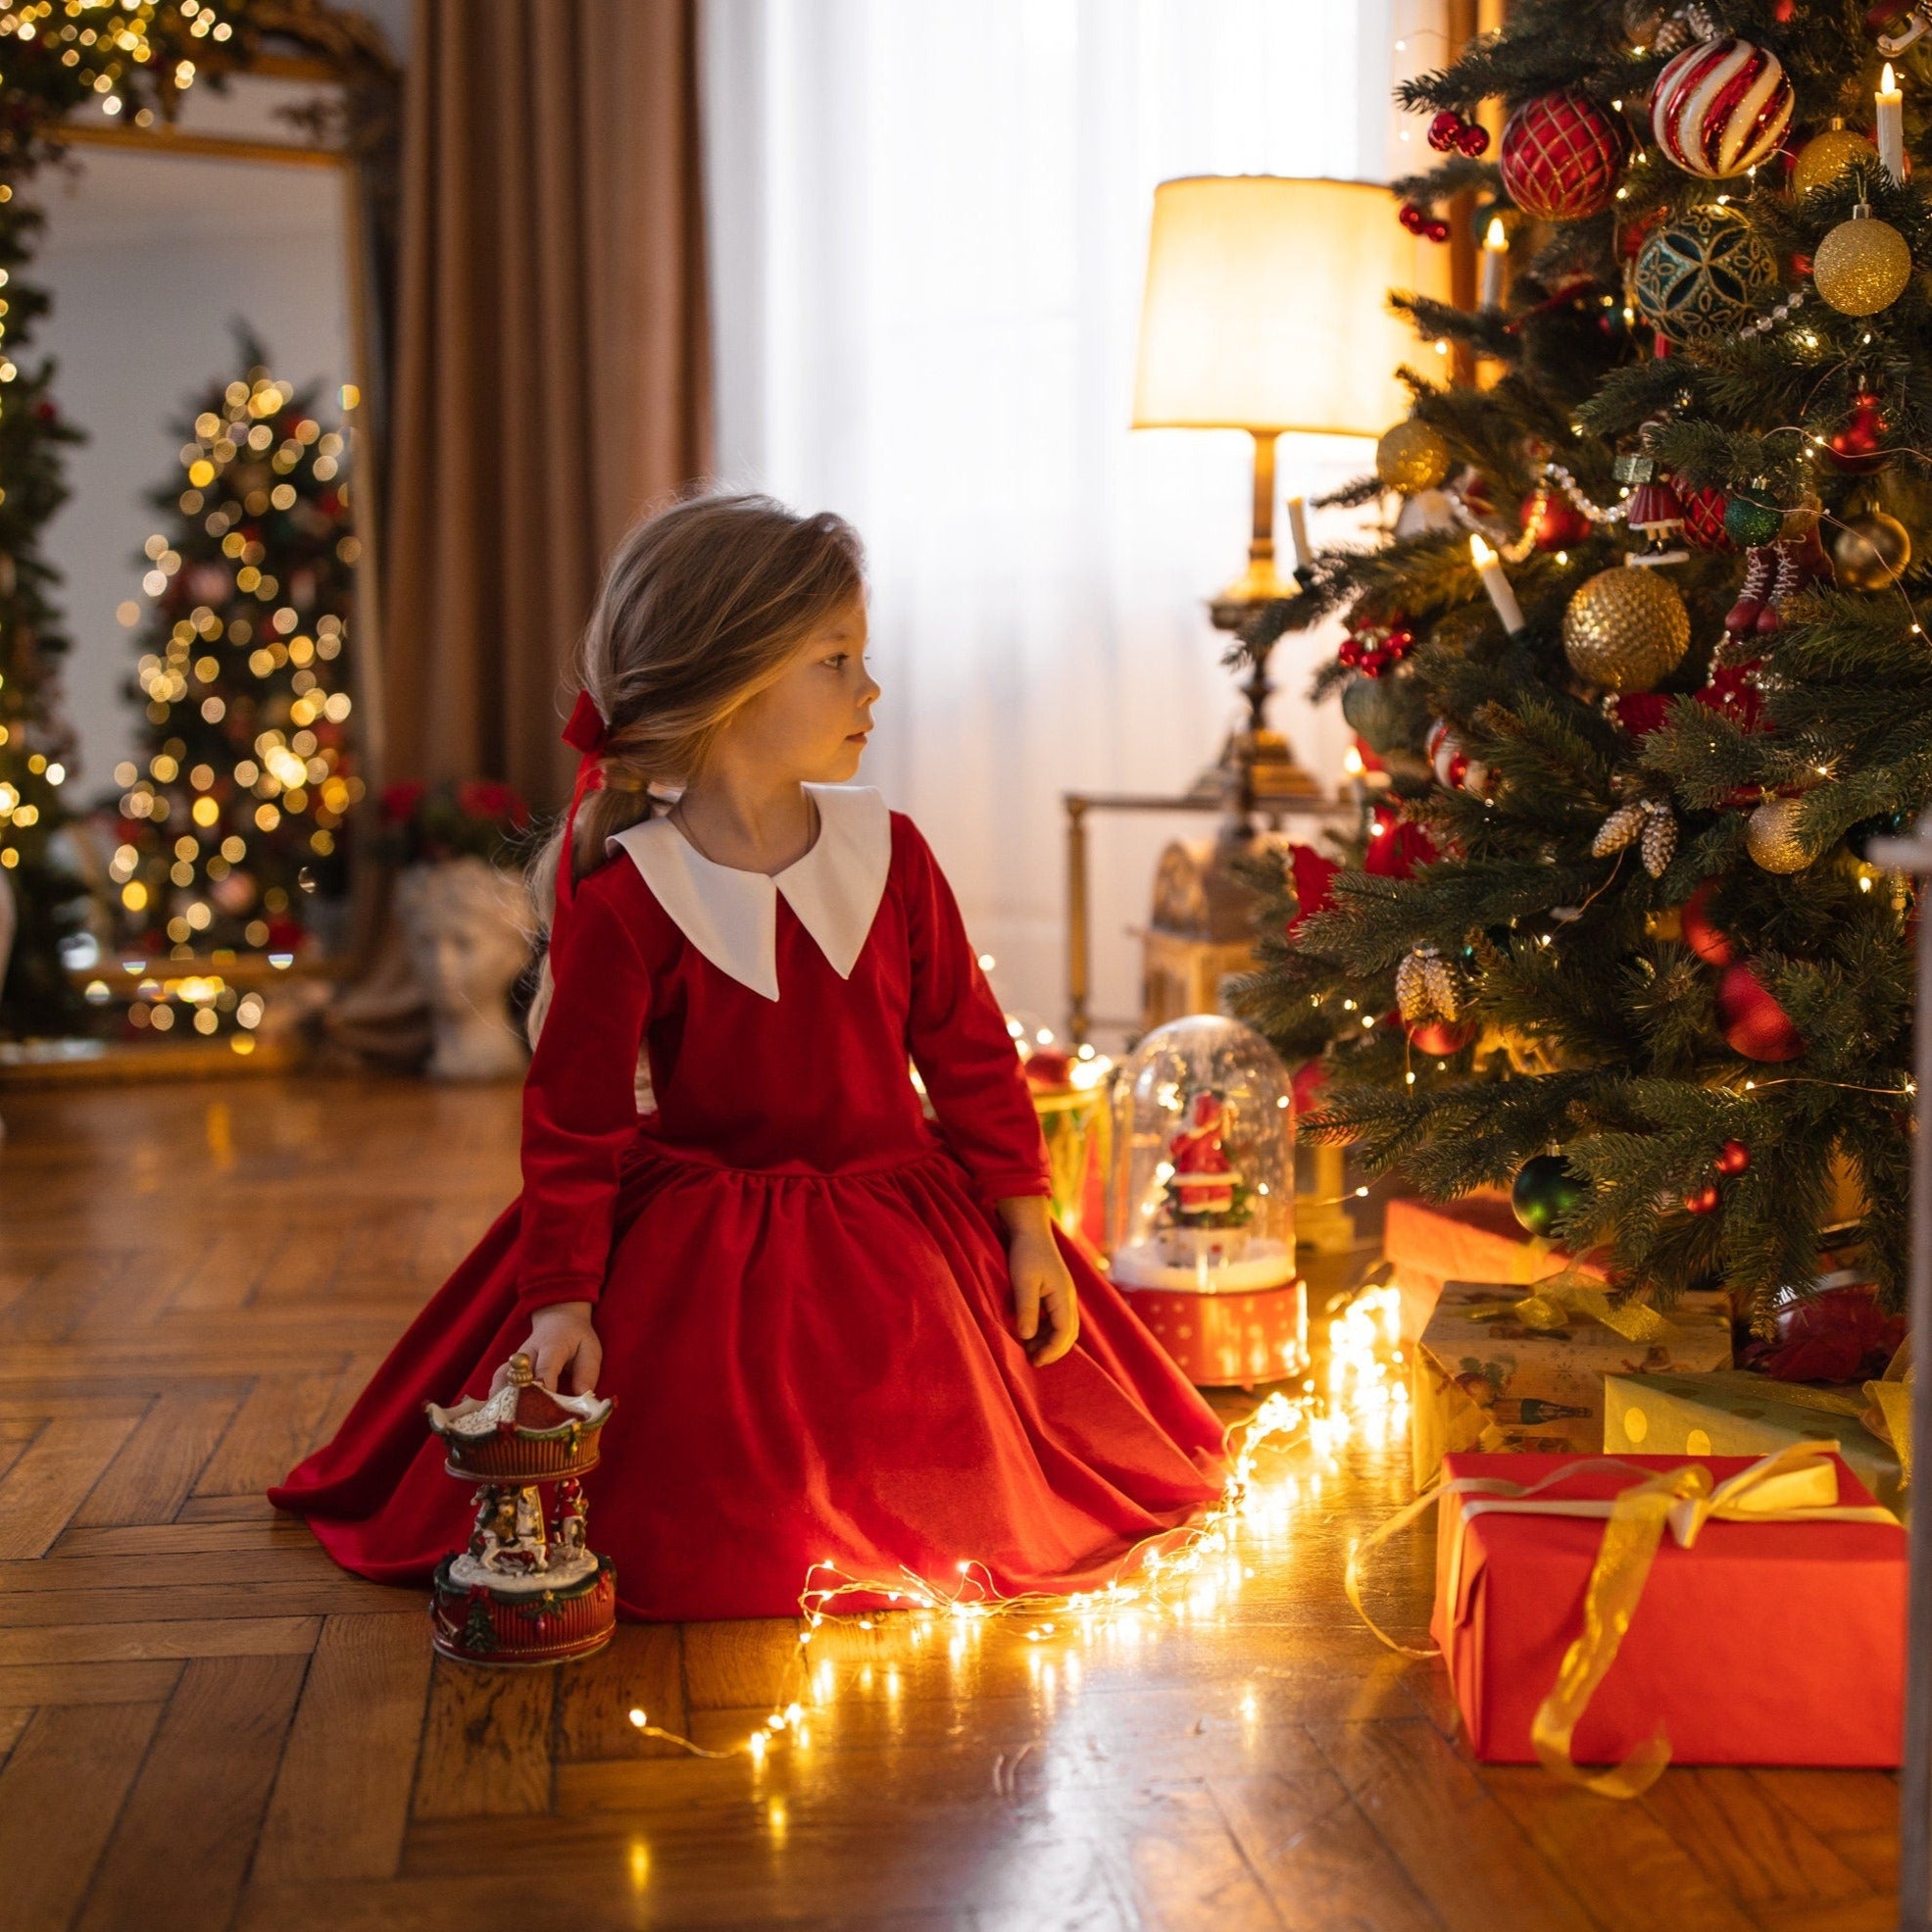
[
  {"x1": 1287, "y1": 844, "x2": 1339, "y2": 939},
  {"x1": 457, "y1": 779, "x2": 531, "y2": 829},
  {"x1": 379, "y1": 779, "x2": 427, "y2": 826}
]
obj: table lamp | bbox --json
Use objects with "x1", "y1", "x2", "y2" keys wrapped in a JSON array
[{"x1": 1132, "y1": 175, "x2": 1438, "y2": 806}]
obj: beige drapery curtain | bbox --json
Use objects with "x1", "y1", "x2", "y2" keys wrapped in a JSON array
[{"x1": 382, "y1": 0, "x2": 712, "y2": 813}]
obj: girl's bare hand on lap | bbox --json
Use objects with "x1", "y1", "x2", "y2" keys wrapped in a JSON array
[{"x1": 997, "y1": 1197, "x2": 1079, "y2": 1366}]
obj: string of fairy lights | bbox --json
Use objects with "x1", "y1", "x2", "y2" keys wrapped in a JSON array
[{"x1": 619, "y1": 1279, "x2": 1409, "y2": 1767}]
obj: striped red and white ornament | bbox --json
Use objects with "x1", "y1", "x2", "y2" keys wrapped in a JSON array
[{"x1": 1651, "y1": 35, "x2": 1795, "y2": 178}]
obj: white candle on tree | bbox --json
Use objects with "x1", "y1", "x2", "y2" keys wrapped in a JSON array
[
  {"x1": 1878, "y1": 63, "x2": 1907, "y2": 182},
  {"x1": 1480, "y1": 217, "x2": 1508, "y2": 313},
  {"x1": 1287, "y1": 495, "x2": 1311, "y2": 573},
  {"x1": 1468, "y1": 533, "x2": 1526, "y2": 634}
]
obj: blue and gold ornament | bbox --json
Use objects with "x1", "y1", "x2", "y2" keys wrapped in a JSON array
[{"x1": 1633, "y1": 204, "x2": 1779, "y2": 345}]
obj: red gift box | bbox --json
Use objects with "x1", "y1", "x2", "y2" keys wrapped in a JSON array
[
  {"x1": 1385, "y1": 1193, "x2": 1604, "y2": 1340},
  {"x1": 1427, "y1": 1451, "x2": 1906, "y2": 1771}
]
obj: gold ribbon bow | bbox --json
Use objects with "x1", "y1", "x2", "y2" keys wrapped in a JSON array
[
  {"x1": 1457, "y1": 1270, "x2": 1677, "y2": 1347},
  {"x1": 1346, "y1": 1444, "x2": 1896, "y2": 1800}
]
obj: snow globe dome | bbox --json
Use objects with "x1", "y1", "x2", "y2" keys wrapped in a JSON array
[{"x1": 1106, "y1": 1014, "x2": 1305, "y2": 1387}]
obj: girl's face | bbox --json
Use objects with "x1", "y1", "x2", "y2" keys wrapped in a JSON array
[{"x1": 722, "y1": 594, "x2": 879, "y2": 783}]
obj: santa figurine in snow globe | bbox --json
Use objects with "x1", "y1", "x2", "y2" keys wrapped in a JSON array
[{"x1": 1108, "y1": 1016, "x2": 1306, "y2": 1387}]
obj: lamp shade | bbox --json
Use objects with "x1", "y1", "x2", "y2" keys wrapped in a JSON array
[{"x1": 1131, "y1": 176, "x2": 1439, "y2": 438}]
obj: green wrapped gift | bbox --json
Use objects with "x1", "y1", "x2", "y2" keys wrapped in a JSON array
[
  {"x1": 1604, "y1": 1369, "x2": 1905, "y2": 1521},
  {"x1": 1412, "y1": 1276, "x2": 1733, "y2": 1488}
]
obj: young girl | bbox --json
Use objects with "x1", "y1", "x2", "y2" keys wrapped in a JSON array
[{"x1": 272, "y1": 492, "x2": 1229, "y2": 1619}]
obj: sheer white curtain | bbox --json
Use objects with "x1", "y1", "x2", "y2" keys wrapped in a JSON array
[{"x1": 701, "y1": 0, "x2": 1448, "y2": 1035}]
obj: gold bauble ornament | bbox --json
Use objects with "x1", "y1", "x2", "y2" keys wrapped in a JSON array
[
  {"x1": 1791, "y1": 124, "x2": 1876, "y2": 201},
  {"x1": 1746, "y1": 796, "x2": 1817, "y2": 874},
  {"x1": 1833, "y1": 510, "x2": 1912, "y2": 590},
  {"x1": 1561, "y1": 566, "x2": 1692, "y2": 692},
  {"x1": 1812, "y1": 211, "x2": 1913, "y2": 317},
  {"x1": 1375, "y1": 420, "x2": 1452, "y2": 494}
]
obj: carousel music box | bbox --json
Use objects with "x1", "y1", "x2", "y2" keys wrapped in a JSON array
[
  {"x1": 1107, "y1": 1014, "x2": 1307, "y2": 1387},
  {"x1": 424, "y1": 1354, "x2": 618, "y2": 1665}
]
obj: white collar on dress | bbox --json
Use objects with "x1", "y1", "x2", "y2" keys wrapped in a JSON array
[{"x1": 607, "y1": 784, "x2": 891, "y2": 1002}]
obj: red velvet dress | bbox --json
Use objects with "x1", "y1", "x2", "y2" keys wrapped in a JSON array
[{"x1": 271, "y1": 792, "x2": 1228, "y2": 1619}]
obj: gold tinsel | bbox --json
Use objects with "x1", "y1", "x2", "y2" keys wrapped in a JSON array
[
  {"x1": 1833, "y1": 511, "x2": 1911, "y2": 591},
  {"x1": 1812, "y1": 213, "x2": 1913, "y2": 317},
  {"x1": 1746, "y1": 795, "x2": 1816, "y2": 873},
  {"x1": 1791, "y1": 125, "x2": 1875, "y2": 201},
  {"x1": 1375, "y1": 420, "x2": 1452, "y2": 494},
  {"x1": 1562, "y1": 567, "x2": 1691, "y2": 692}
]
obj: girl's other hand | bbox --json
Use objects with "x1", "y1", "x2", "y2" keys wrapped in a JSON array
[
  {"x1": 496, "y1": 1301, "x2": 604, "y2": 1395},
  {"x1": 997, "y1": 1197, "x2": 1079, "y2": 1366}
]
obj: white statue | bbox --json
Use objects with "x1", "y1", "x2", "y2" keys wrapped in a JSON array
[{"x1": 392, "y1": 854, "x2": 533, "y2": 1081}]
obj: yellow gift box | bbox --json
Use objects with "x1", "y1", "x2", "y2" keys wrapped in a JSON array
[{"x1": 1412, "y1": 1277, "x2": 1733, "y2": 1489}]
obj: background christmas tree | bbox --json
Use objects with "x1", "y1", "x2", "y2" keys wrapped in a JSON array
[
  {"x1": 0, "y1": 3, "x2": 272, "y2": 1036},
  {"x1": 105, "y1": 331, "x2": 363, "y2": 967},
  {"x1": 1233, "y1": 0, "x2": 1932, "y2": 1319}
]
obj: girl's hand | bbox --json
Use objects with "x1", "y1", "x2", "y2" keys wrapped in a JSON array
[
  {"x1": 997, "y1": 1196, "x2": 1079, "y2": 1366},
  {"x1": 496, "y1": 1301, "x2": 604, "y2": 1395}
]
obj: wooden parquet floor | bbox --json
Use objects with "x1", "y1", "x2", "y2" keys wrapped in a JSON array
[{"x1": 0, "y1": 1072, "x2": 1903, "y2": 1932}]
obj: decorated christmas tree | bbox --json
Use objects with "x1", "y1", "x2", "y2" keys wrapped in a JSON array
[
  {"x1": 1233, "y1": 1, "x2": 1932, "y2": 1318},
  {"x1": 107, "y1": 333, "x2": 364, "y2": 962},
  {"x1": 0, "y1": 3, "x2": 272, "y2": 1035}
]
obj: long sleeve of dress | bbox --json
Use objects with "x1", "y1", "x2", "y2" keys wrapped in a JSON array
[
  {"x1": 513, "y1": 872, "x2": 652, "y2": 1313},
  {"x1": 900, "y1": 818, "x2": 1053, "y2": 1203}
]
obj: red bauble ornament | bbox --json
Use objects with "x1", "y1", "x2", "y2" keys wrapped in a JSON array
[
  {"x1": 1429, "y1": 109, "x2": 1465, "y2": 152},
  {"x1": 1684, "y1": 1183, "x2": 1721, "y2": 1214},
  {"x1": 1714, "y1": 962, "x2": 1805, "y2": 1062},
  {"x1": 1825, "y1": 393, "x2": 1893, "y2": 475},
  {"x1": 1681, "y1": 486, "x2": 1733, "y2": 552},
  {"x1": 1713, "y1": 1138, "x2": 1751, "y2": 1175},
  {"x1": 1522, "y1": 486, "x2": 1592, "y2": 550},
  {"x1": 1399, "y1": 201, "x2": 1427, "y2": 233},
  {"x1": 1680, "y1": 881, "x2": 1738, "y2": 966},
  {"x1": 1651, "y1": 37, "x2": 1794, "y2": 179},
  {"x1": 1407, "y1": 1016, "x2": 1477, "y2": 1056},
  {"x1": 1499, "y1": 91, "x2": 1629, "y2": 222},
  {"x1": 1458, "y1": 124, "x2": 1492, "y2": 157},
  {"x1": 1424, "y1": 218, "x2": 1452, "y2": 243}
]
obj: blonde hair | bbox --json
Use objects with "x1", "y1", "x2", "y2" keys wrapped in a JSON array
[{"x1": 523, "y1": 490, "x2": 866, "y2": 1043}]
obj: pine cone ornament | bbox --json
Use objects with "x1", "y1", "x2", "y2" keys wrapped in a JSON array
[
  {"x1": 1592, "y1": 800, "x2": 1649, "y2": 858},
  {"x1": 1396, "y1": 946, "x2": 1463, "y2": 1024},
  {"x1": 1640, "y1": 801, "x2": 1679, "y2": 876}
]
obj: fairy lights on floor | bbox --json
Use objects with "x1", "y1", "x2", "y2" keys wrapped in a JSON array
[{"x1": 621, "y1": 1276, "x2": 1410, "y2": 1766}]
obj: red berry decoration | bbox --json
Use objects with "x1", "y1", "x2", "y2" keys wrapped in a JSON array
[
  {"x1": 1681, "y1": 486, "x2": 1733, "y2": 552},
  {"x1": 1407, "y1": 1016, "x2": 1478, "y2": 1056},
  {"x1": 1500, "y1": 90, "x2": 1630, "y2": 222},
  {"x1": 1714, "y1": 961, "x2": 1805, "y2": 1062},
  {"x1": 1399, "y1": 201, "x2": 1426, "y2": 234},
  {"x1": 1680, "y1": 880, "x2": 1738, "y2": 966},
  {"x1": 1684, "y1": 1183, "x2": 1722, "y2": 1214},
  {"x1": 1429, "y1": 109, "x2": 1465, "y2": 152},
  {"x1": 1458, "y1": 124, "x2": 1492, "y2": 157},
  {"x1": 1425, "y1": 218, "x2": 1453, "y2": 243},
  {"x1": 1825, "y1": 393, "x2": 1893, "y2": 475},
  {"x1": 1713, "y1": 1138, "x2": 1751, "y2": 1175}
]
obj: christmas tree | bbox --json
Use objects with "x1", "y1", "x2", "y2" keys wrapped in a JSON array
[
  {"x1": 0, "y1": 3, "x2": 271, "y2": 1035},
  {"x1": 1233, "y1": 1, "x2": 1932, "y2": 1318},
  {"x1": 107, "y1": 333, "x2": 364, "y2": 966}
]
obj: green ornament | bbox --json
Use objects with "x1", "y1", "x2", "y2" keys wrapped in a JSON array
[
  {"x1": 1340, "y1": 671, "x2": 1403, "y2": 754},
  {"x1": 1511, "y1": 1154, "x2": 1591, "y2": 1237},
  {"x1": 1723, "y1": 493, "x2": 1782, "y2": 548},
  {"x1": 1632, "y1": 204, "x2": 1779, "y2": 346}
]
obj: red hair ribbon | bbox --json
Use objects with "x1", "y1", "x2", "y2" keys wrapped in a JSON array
[{"x1": 554, "y1": 689, "x2": 609, "y2": 931}]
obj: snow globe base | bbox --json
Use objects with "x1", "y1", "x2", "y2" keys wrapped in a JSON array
[{"x1": 1123, "y1": 1275, "x2": 1309, "y2": 1388}]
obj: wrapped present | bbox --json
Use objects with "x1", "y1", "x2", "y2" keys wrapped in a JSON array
[
  {"x1": 1412, "y1": 1277, "x2": 1731, "y2": 1489},
  {"x1": 1606, "y1": 1368, "x2": 1906, "y2": 1520},
  {"x1": 1385, "y1": 1193, "x2": 1604, "y2": 1340},
  {"x1": 1348, "y1": 1447, "x2": 1906, "y2": 1786}
]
